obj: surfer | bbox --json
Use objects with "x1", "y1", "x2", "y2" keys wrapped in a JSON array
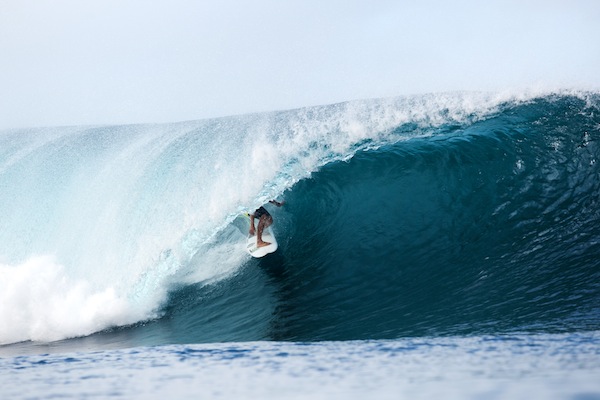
[{"x1": 249, "y1": 200, "x2": 284, "y2": 248}]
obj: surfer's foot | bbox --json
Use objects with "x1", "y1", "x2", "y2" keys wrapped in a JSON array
[
  {"x1": 249, "y1": 228, "x2": 255, "y2": 236},
  {"x1": 257, "y1": 240, "x2": 271, "y2": 248}
]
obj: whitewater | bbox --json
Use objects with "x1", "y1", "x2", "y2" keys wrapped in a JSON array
[{"x1": 1, "y1": 90, "x2": 599, "y2": 399}]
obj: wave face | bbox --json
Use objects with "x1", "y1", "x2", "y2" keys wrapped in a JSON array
[{"x1": 1, "y1": 91, "x2": 599, "y2": 348}]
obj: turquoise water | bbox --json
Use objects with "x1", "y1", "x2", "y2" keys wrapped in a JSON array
[{"x1": 1, "y1": 91, "x2": 599, "y2": 398}]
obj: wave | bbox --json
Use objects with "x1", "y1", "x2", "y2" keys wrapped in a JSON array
[{"x1": 1, "y1": 90, "x2": 599, "y2": 346}]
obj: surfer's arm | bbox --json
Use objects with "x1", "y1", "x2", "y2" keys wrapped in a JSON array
[{"x1": 269, "y1": 200, "x2": 284, "y2": 207}]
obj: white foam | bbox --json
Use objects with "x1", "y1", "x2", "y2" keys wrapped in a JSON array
[{"x1": 0, "y1": 256, "x2": 150, "y2": 345}]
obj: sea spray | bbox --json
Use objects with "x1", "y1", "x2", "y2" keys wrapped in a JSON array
[{"x1": 1, "y1": 90, "x2": 598, "y2": 345}]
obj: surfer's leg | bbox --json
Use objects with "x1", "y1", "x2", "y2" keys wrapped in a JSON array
[
  {"x1": 249, "y1": 214, "x2": 256, "y2": 236},
  {"x1": 257, "y1": 214, "x2": 273, "y2": 247}
]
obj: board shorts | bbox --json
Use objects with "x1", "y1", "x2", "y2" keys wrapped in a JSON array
[{"x1": 253, "y1": 206, "x2": 271, "y2": 219}]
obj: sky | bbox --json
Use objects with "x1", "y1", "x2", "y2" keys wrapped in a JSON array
[{"x1": 1, "y1": 0, "x2": 599, "y2": 129}]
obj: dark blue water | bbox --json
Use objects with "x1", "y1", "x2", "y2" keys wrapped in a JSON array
[{"x1": 159, "y1": 94, "x2": 600, "y2": 345}]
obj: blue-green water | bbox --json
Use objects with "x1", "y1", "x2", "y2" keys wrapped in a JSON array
[{"x1": 1, "y1": 91, "x2": 599, "y2": 398}]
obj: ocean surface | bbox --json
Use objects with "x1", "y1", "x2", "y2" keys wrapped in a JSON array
[{"x1": 1, "y1": 90, "x2": 599, "y2": 399}]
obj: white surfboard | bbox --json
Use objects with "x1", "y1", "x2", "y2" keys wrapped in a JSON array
[{"x1": 246, "y1": 221, "x2": 278, "y2": 258}]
